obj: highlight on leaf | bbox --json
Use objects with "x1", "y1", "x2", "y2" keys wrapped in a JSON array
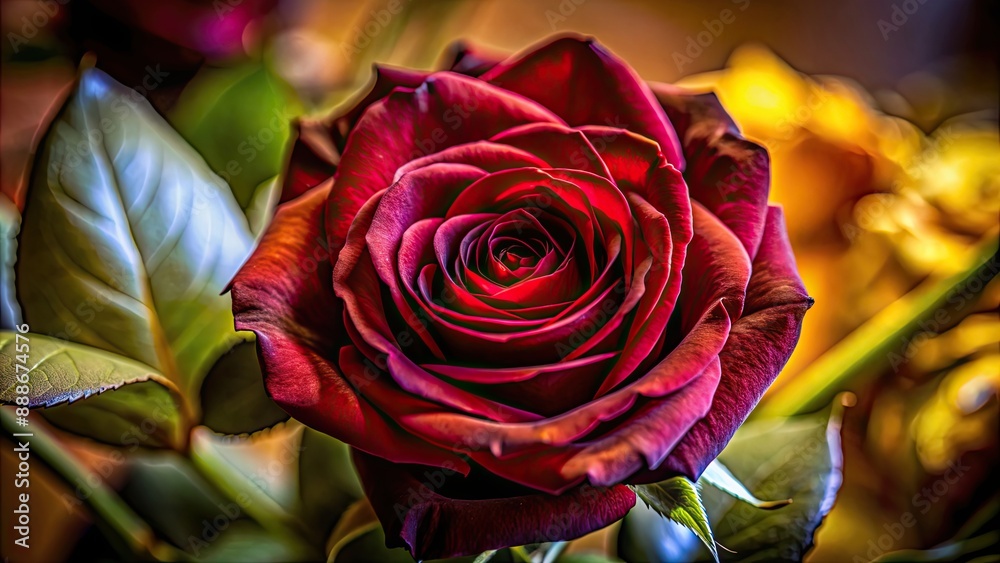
[{"x1": 630, "y1": 477, "x2": 720, "y2": 562}]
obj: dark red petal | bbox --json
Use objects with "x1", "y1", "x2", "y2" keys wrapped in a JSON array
[
  {"x1": 677, "y1": 202, "x2": 752, "y2": 333},
  {"x1": 482, "y1": 36, "x2": 684, "y2": 168},
  {"x1": 334, "y1": 188, "x2": 542, "y2": 423},
  {"x1": 280, "y1": 117, "x2": 341, "y2": 203},
  {"x1": 230, "y1": 185, "x2": 465, "y2": 470},
  {"x1": 354, "y1": 450, "x2": 636, "y2": 560},
  {"x1": 399, "y1": 298, "x2": 732, "y2": 484},
  {"x1": 394, "y1": 141, "x2": 548, "y2": 181},
  {"x1": 393, "y1": 204, "x2": 751, "y2": 491},
  {"x1": 652, "y1": 84, "x2": 770, "y2": 256},
  {"x1": 593, "y1": 191, "x2": 675, "y2": 395},
  {"x1": 553, "y1": 357, "x2": 721, "y2": 487},
  {"x1": 328, "y1": 72, "x2": 563, "y2": 252},
  {"x1": 443, "y1": 40, "x2": 507, "y2": 77},
  {"x1": 281, "y1": 66, "x2": 430, "y2": 202},
  {"x1": 367, "y1": 163, "x2": 488, "y2": 346},
  {"x1": 649, "y1": 206, "x2": 813, "y2": 480},
  {"x1": 491, "y1": 122, "x2": 612, "y2": 181}
]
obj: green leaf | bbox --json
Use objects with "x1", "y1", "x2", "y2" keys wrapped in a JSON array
[
  {"x1": 245, "y1": 175, "x2": 281, "y2": 237},
  {"x1": 17, "y1": 68, "x2": 256, "y2": 414},
  {"x1": 702, "y1": 404, "x2": 844, "y2": 562},
  {"x1": 171, "y1": 64, "x2": 301, "y2": 210},
  {"x1": 472, "y1": 550, "x2": 498, "y2": 563},
  {"x1": 298, "y1": 427, "x2": 364, "y2": 543},
  {"x1": 325, "y1": 501, "x2": 413, "y2": 563},
  {"x1": 190, "y1": 420, "x2": 363, "y2": 548},
  {"x1": 1, "y1": 407, "x2": 184, "y2": 561},
  {"x1": 0, "y1": 194, "x2": 20, "y2": 328},
  {"x1": 0, "y1": 331, "x2": 187, "y2": 448},
  {"x1": 121, "y1": 449, "x2": 318, "y2": 561},
  {"x1": 196, "y1": 519, "x2": 319, "y2": 562},
  {"x1": 121, "y1": 450, "x2": 240, "y2": 553},
  {"x1": 700, "y1": 460, "x2": 792, "y2": 510},
  {"x1": 620, "y1": 403, "x2": 845, "y2": 562},
  {"x1": 189, "y1": 423, "x2": 306, "y2": 539},
  {"x1": 631, "y1": 477, "x2": 719, "y2": 562},
  {"x1": 199, "y1": 340, "x2": 288, "y2": 435}
]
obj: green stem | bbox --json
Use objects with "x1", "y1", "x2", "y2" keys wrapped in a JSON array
[
  {"x1": 0, "y1": 407, "x2": 184, "y2": 561},
  {"x1": 510, "y1": 545, "x2": 534, "y2": 563},
  {"x1": 188, "y1": 427, "x2": 313, "y2": 547},
  {"x1": 759, "y1": 234, "x2": 998, "y2": 417}
]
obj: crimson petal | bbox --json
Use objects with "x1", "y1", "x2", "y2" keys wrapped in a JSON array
[
  {"x1": 482, "y1": 36, "x2": 684, "y2": 169},
  {"x1": 354, "y1": 450, "x2": 636, "y2": 560},
  {"x1": 328, "y1": 72, "x2": 564, "y2": 252},
  {"x1": 281, "y1": 66, "x2": 430, "y2": 202},
  {"x1": 652, "y1": 84, "x2": 770, "y2": 255},
  {"x1": 230, "y1": 185, "x2": 466, "y2": 470},
  {"x1": 649, "y1": 206, "x2": 813, "y2": 480}
]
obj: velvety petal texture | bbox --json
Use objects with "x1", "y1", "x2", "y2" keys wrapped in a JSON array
[
  {"x1": 232, "y1": 35, "x2": 810, "y2": 559},
  {"x1": 354, "y1": 451, "x2": 636, "y2": 560}
]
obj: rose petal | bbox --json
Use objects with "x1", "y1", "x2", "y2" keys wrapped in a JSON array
[
  {"x1": 652, "y1": 84, "x2": 770, "y2": 255},
  {"x1": 354, "y1": 450, "x2": 636, "y2": 560},
  {"x1": 648, "y1": 206, "x2": 813, "y2": 480},
  {"x1": 561, "y1": 357, "x2": 721, "y2": 486},
  {"x1": 491, "y1": 122, "x2": 613, "y2": 181},
  {"x1": 335, "y1": 188, "x2": 543, "y2": 422},
  {"x1": 327, "y1": 72, "x2": 564, "y2": 252},
  {"x1": 482, "y1": 36, "x2": 684, "y2": 168},
  {"x1": 230, "y1": 184, "x2": 465, "y2": 470},
  {"x1": 593, "y1": 192, "x2": 674, "y2": 395},
  {"x1": 394, "y1": 141, "x2": 549, "y2": 182},
  {"x1": 281, "y1": 65, "x2": 430, "y2": 202},
  {"x1": 397, "y1": 298, "x2": 732, "y2": 492}
]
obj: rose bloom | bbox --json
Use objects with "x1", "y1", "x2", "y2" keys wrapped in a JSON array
[{"x1": 231, "y1": 35, "x2": 811, "y2": 558}]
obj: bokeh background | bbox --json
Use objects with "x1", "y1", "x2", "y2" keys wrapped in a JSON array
[{"x1": 2, "y1": 0, "x2": 998, "y2": 561}]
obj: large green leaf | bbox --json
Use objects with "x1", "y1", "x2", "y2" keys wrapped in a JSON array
[
  {"x1": 197, "y1": 519, "x2": 319, "y2": 562},
  {"x1": 190, "y1": 420, "x2": 363, "y2": 547},
  {"x1": 297, "y1": 427, "x2": 364, "y2": 543},
  {"x1": 199, "y1": 340, "x2": 288, "y2": 435},
  {"x1": 189, "y1": 423, "x2": 305, "y2": 537},
  {"x1": 121, "y1": 449, "x2": 318, "y2": 561},
  {"x1": 0, "y1": 194, "x2": 20, "y2": 328},
  {"x1": 171, "y1": 64, "x2": 301, "y2": 210},
  {"x1": 620, "y1": 405, "x2": 844, "y2": 562},
  {"x1": 16, "y1": 69, "x2": 255, "y2": 412},
  {"x1": 631, "y1": 477, "x2": 718, "y2": 562},
  {"x1": 705, "y1": 405, "x2": 843, "y2": 562},
  {"x1": 700, "y1": 460, "x2": 792, "y2": 510},
  {"x1": 0, "y1": 331, "x2": 187, "y2": 448}
]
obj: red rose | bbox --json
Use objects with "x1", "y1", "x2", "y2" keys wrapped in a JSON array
[{"x1": 231, "y1": 35, "x2": 811, "y2": 559}]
